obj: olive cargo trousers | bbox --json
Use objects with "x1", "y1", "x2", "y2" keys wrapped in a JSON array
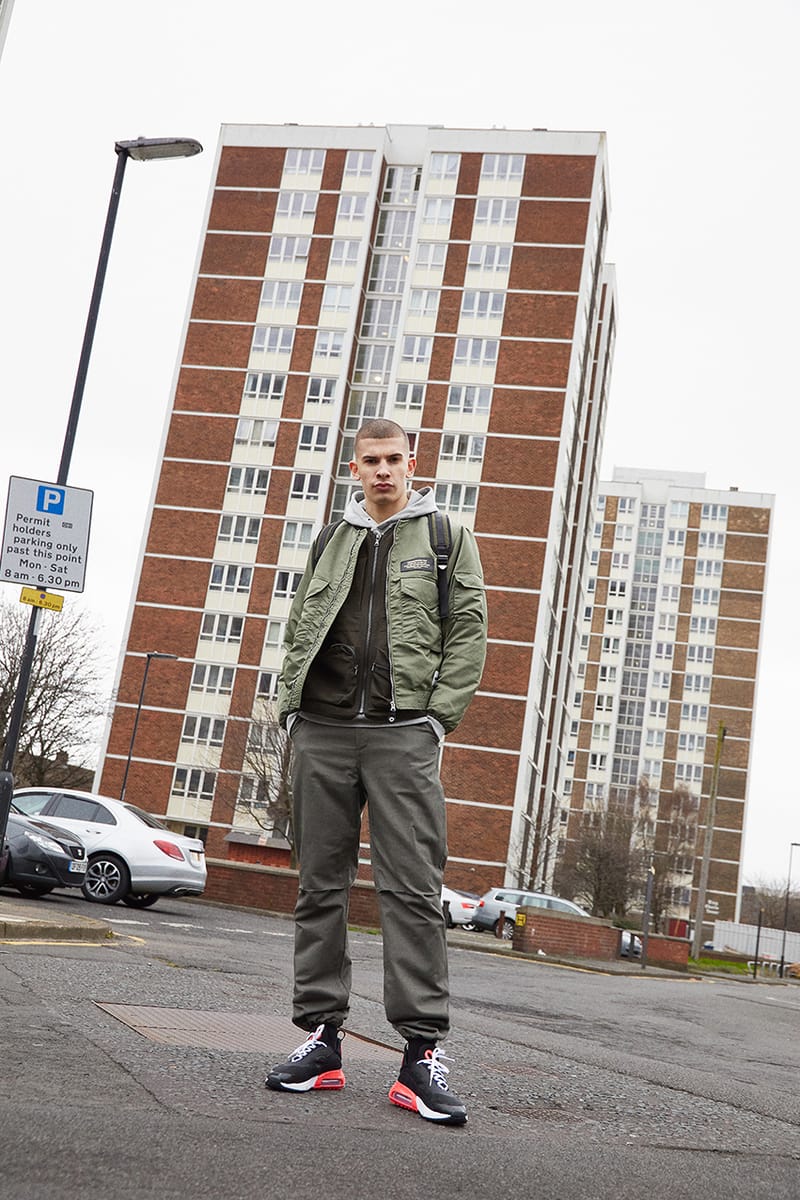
[{"x1": 289, "y1": 719, "x2": 450, "y2": 1042}]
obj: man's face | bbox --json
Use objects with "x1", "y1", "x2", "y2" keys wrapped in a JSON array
[{"x1": 349, "y1": 436, "x2": 416, "y2": 519}]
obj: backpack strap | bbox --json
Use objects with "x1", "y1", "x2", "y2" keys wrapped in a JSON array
[
  {"x1": 427, "y1": 510, "x2": 452, "y2": 623},
  {"x1": 312, "y1": 519, "x2": 344, "y2": 569}
]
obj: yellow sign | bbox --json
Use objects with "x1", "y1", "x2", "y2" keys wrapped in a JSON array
[{"x1": 20, "y1": 587, "x2": 64, "y2": 612}]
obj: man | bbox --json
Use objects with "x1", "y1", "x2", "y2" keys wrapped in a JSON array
[{"x1": 266, "y1": 418, "x2": 486, "y2": 1126}]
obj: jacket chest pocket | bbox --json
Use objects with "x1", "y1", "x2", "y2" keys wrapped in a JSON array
[{"x1": 398, "y1": 575, "x2": 440, "y2": 644}]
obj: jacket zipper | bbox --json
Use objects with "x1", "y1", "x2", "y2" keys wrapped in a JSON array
[
  {"x1": 358, "y1": 528, "x2": 382, "y2": 716},
  {"x1": 385, "y1": 537, "x2": 397, "y2": 722}
]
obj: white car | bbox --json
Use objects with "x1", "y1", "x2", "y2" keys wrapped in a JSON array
[
  {"x1": 442, "y1": 885, "x2": 482, "y2": 929},
  {"x1": 12, "y1": 788, "x2": 206, "y2": 908}
]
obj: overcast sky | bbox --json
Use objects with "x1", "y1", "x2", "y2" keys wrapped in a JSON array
[{"x1": 0, "y1": 1, "x2": 797, "y2": 885}]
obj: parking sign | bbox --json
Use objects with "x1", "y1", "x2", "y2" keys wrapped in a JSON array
[{"x1": 1, "y1": 476, "x2": 93, "y2": 593}]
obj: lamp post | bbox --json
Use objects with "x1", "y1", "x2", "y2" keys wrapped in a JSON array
[
  {"x1": 119, "y1": 652, "x2": 178, "y2": 802},
  {"x1": 778, "y1": 841, "x2": 800, "y2": 979},
  {"x1": 0, "y1": 137, "x2": 202, "y2": 848}
]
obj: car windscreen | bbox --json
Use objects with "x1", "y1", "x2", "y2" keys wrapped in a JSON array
[{"x1": 124, "y1": 804, "x2": 169, "y2": 830}]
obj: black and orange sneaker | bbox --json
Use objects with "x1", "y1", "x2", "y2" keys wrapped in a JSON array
[
  {"x1": 265, "y1": 1023, "x2": 345, "y2": 1093},
  {"x1": 388, "y1": 1042, "x2": 467, "y2": 1125}
]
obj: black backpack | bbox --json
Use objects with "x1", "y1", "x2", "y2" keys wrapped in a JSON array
[{"x1": 312, "y1": 511, "x2": 453, "y2": 623}]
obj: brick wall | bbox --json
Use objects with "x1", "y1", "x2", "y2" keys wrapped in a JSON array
[
  {"x1": 204, "y1": 859, "x2": 381, "y2": 927},
  {"x1": 511, "y1": 907, "x2": 689, "y2": 970}
]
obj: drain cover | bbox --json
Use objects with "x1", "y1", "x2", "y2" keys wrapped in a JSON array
[{"x1": 96, "y1": 1004, "x2": 398, "y2": 1058}]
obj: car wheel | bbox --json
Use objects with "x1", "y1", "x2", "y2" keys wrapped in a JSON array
[
  {"x1": 122, "y1": 892, "x2": 160, "y2": 909},
  {"x1": 495, "y1": 917, "x2": 515, "y2": 940},
  {"x1": 16, "y1": 882, "x2": 54, "y2": 898},
  {"x1": 461, "y1": 922, "x2": 477, "y2": 932},
  {"x1": 82, "y1": 854, "x2": 130, "y2": 904}
]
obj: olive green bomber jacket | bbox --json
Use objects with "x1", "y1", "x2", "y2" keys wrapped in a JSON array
[{"x1": 277, "y1": 514, "x2": 487, "y2": 733}]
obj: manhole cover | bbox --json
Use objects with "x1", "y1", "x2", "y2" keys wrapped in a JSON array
[{"x1": 95, "y1": 1004, "x2": 398, "y2": 1058}]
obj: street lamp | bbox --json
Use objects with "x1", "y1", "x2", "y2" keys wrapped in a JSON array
[
  {"x1": 778, "y1": 841, "x2": 800, "y2": 979},
  {"x1": 119, "y1": 652, "x2": 178, "y2": 802},
  {"x1": 0, "y1": 137, "x2": 202, "y2": 848}
]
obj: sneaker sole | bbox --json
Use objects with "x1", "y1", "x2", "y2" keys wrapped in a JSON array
[
  {"x1": 266, "y1": 1069, "x2": 345, "y2": 1093},
  {"x1": 388, "y1": 1081, "x2": 467, "y2": 1125}
]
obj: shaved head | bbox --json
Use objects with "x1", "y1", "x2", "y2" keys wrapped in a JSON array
[{"x1": 354, "y1": 418, "x2": 409, "y2": 452}]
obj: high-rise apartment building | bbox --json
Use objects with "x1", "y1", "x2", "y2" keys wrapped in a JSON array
[
  {"x1": 557, "y1": 467, "x2": 772, "y2": 932},
  {"x1": 97, "y1": 123, "x2": 616, "y2": 898}
]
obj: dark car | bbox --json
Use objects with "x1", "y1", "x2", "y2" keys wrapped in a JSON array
[{"x1": 1, "y1": 806, "x2": 88, "y2": 898}]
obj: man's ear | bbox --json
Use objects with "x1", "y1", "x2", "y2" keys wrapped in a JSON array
[
  {"x1": 406, "y1": 455, "x2": 417, "y2": 478},
  {"x1": 349, "y1": 459, "x2": 360, "y2": 480}
]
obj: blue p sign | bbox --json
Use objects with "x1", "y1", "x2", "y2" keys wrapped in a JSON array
[{"x1": 37, "y1": 486, "x2": 65, "y2": 515}]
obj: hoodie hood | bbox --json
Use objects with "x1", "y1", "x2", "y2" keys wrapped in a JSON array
[{"x1": 343, "y1": 486, "x2": 438, "y2": 530}]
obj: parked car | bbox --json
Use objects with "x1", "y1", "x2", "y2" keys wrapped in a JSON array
[
  {"x1": 620, "y1": 929, "x2": 643, "y2": 958},
  {"x1": 1, "y1": 806, "x2": 88, "y2": 898},
  {"x1": 474, "y1": 887, "x2": 591, "y2": 939},
  {"x1": 441, "y1": 885, "x2": 483, "y2": 929},
  {"x1": 12, "y1": 788, "x2": 206, "y2": 907}
]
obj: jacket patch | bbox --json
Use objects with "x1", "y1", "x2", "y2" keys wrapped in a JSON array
[{"x1": 400, "y1": 556, "x2": 434, "y2": 573}]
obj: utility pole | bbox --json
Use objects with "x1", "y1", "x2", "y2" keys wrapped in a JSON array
[{"x1": 691, "y1": 721, "x2": 726, "y2": 960}]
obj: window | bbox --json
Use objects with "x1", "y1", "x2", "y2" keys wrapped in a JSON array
[
  {"x1": 652, "y1": 670, "x2": 671, "y2": 688},
  {"x1": 696, "y1": 559, "x2": 723, "y2": 577},
  {"x1": 337, "y1": 193, "x2": 367, "y2": 221},
  {"x1": 675, "y1": 763, "x2": 704, "y2": 783},
  {"x1": 654, "y1": 642, "x2": 674, "y2": 660},
  {"x1": 298, "y1": 424, "x2": 329, "y2": 452},
  {"x1": 409, "y1": 289, "x2": 440, "y2": 319},
  {"x1": 281, "y1": 521, "x2": 314, "y2": 551},
  {"x1": 667, "y1": 528, "x2": 686, "y2": 546},
  {"x1": 690, "y1": 616, "x2": 717, "y2": 635},
  {"x1": 602, "y1": 636, "x2": 620, "y2": 653},
  {"x1": 645, "y1": 729, "x2": 665, "y2": 748},
  {"x1": 273, "y1": 570, "x2": 303, "y2": 600},
  {"x1": 260, "y1": 281, "x2": 302, "y2": 309},
  {"x1": 684, "y1": 674, "x2": 711, "y2": 693},
  {"x1": 363, "y1": 298, "x2": 401, "y2": 338},
  {"x1": 234, "y1": 417, "x2": 278, "y2": 447},
  {"x1": 461, "y1": 291, "x2": 505, "y2": 320},
  {"x1": 467, "y1": 243, "x2": 511, "y2": 271},
  {"x1": 440, "y1": 434, "x2": 485, "y2": 464},
  {"x1": 422, "y1": 197, "x2": 453, "y2": 225},
  {"x1": 321, "y1": 284, "x2": 353, "y2": 312},
  {"x1": 679, "y1": 733, "x2": 706, "y2": 753},
  {"x1": 252, "y1": 326, "x2": 294, "y2": 355},
  {"x1": 290, "y1": 472, "x2": 321, "y2": 500},
  {"x1": 606, "y1": 608, "x2": 624, "y2": 626},
  {"x1": 344, "y1": 149, "x2": 374, "y2": 176},
  {"x1": 313, "y1": 330, "x2": 344, "y2": 359},
  {"x1": 190, "y1": 664, "x2": 235, "y2": 696},
  {"x1": 447, "y1": 385, "x2": 491, "y2": 415},
  {"x1": 345, "y1": 390, "x2": 386, "y2": 428},
  {"x1": 702, "y1": 503, "x2": 728, "y2": 520},
  {"x1": 330, "y1": 239, "x2": 360, "y2": 267},
  {"x1": 670, "y1": 500, "x2": 689, "y2": 519},
  {"x1": 659, "y1": 612, "x2": 677, "y2": 631},
  {"x1": 661, "y1": 584, "x2": 680, "y2": 602},
  {"x1": 614, "y1": 524, "x2": 633, "y2": 543},
  {"x1": 453, "y1": 337, "x2": 498, "y2": 368},
  {"x1": 595, "y1": 694, "x2": 614, "y2": 712},
  {"x1": 475, "y1": 197, "x2": 518, "y2": 226},
  {"x1": 306, "y1": 376, "x2": 336, "y2": 404},
  {"x1": 395, "y1": 382, "x2": 425, "y2": 411},
  {"x1": 682, "y1": 703, "x2": 709, "y2": 722},
  {"x1": 382, "y1": 166, "x2": 420, "y2": 205},
  {"x1": 693, "y1": 587, "x2": 720, "y2": 605},
  {"x1": 375, "y1": 210, "x2": 414, "y2": 249},
  {"x1": 268, "y1": 236, "x2": 310, "y2": 263},
  {"x1": 589, "y1": 753, "x2": 607, "y2": 771},
  {"x1": 650, "y1": 700, "x2": 668, "y2": 718},
  {"x1": 617, "y1": 496, "x2": 635, "y2": 513},
  {"x1": 264, "y1": 619, "x2": 285, "y2": 649},
  {"x1": 598, "y1": 665, "x2": 617, "y2": 683},
  {"x1": 354, "y1": 343, "x2": 393, "y2": 384},
  {"x1": 209, "y1": 564, "x2": 253, "y2": 594},
  {"x1": 699, "y1": 531, "x2": 725, "y2": 549},
  {"x1": 687, "y1": 644, "x2": 714, "y2": 663},
  {"x1": 416, "y1": 242, "x2": 446, "y2": 270},
  {"x1": 172, "y1": 768, "x2": 215, "y2": 801},
  {"x1": 200, "y1": 613, "x2": 243, "y2": 644},
  {"x1": 434, "y1": 482, "x2": 478, "y2": 513},
  {"x1": 218, "y1": 515, "x2": 260, "y2": 544},
  {"x1": 227, "y1": 466, "x2": 270, "y2": 496},
  {"x1": 608, "y1": 579, "x2": 627, "y2": 597},
  {"x1": 256, "y1": 670, "x2": 279, "y2": 700},
  {"x1": 429, "y1": 152, "x2": 460, "y2": 179},
  {"x1": 369, "y1": 254, "x2": 407, "y2": 294},
  {"x1": 277, "y1": 190, "x2": 318, "y2": 219},
  {"x1": 401, "y1": 336, "x2": 432, "y2": 365},
  {"x1": 481, "y1": 153, "x2": 524, "y2": 181},
  {"x1": 285, "y1": 148, "x2": 325, "y2": 174},
  {"x1": 664, "y1": 556, "x2": 683, "y2": 573},
  {"x1": 592, "y1": 723, "x2": 611, "y2": 742},
  {"x1": 243, "y1": 373, "x2": 286, "y2": 405},
  {"x1": 640, "y1": 504, "x2": 665, "y2": 529},
  {"x1": 181, "y1": 715, "x2": 226, "y2": 748}
]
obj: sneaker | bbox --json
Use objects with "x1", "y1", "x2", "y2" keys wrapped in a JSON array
[
  {"x1": 265, "y1": 1023, "x2": 345, "y2": 1093},
  {"x1": 388, "y1": 1044, "x2": 467, "y2": 1125}
]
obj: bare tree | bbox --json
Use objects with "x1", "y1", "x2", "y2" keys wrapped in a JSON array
[
  {"x1": 742, "y1": 878, "x2": 800, "y2": 932},
  {"x1": 0, "y1": 597, "x2": 107, "y2": 785},
  {"x1": 645, "y1": 786, "x2": 699, "y2": 933},
  {"x1": 556, "y1": 799, "x2": 646, "y2": 919},
  {"x1": 227, "y1": 701, "x2": 295, "y2": 856}
]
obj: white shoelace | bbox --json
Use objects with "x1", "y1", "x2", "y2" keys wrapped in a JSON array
[
  {"x1": 418, "y1": 1046, "x2": 454, "y2": 1091},
  {"x1": 289, "y1": 1023, "x2": 326, "y2": 1062}
]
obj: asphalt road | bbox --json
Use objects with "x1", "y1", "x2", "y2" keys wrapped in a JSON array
[{"x1": 0, "y1": 892, "x2": 798, "y2": 1200}]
